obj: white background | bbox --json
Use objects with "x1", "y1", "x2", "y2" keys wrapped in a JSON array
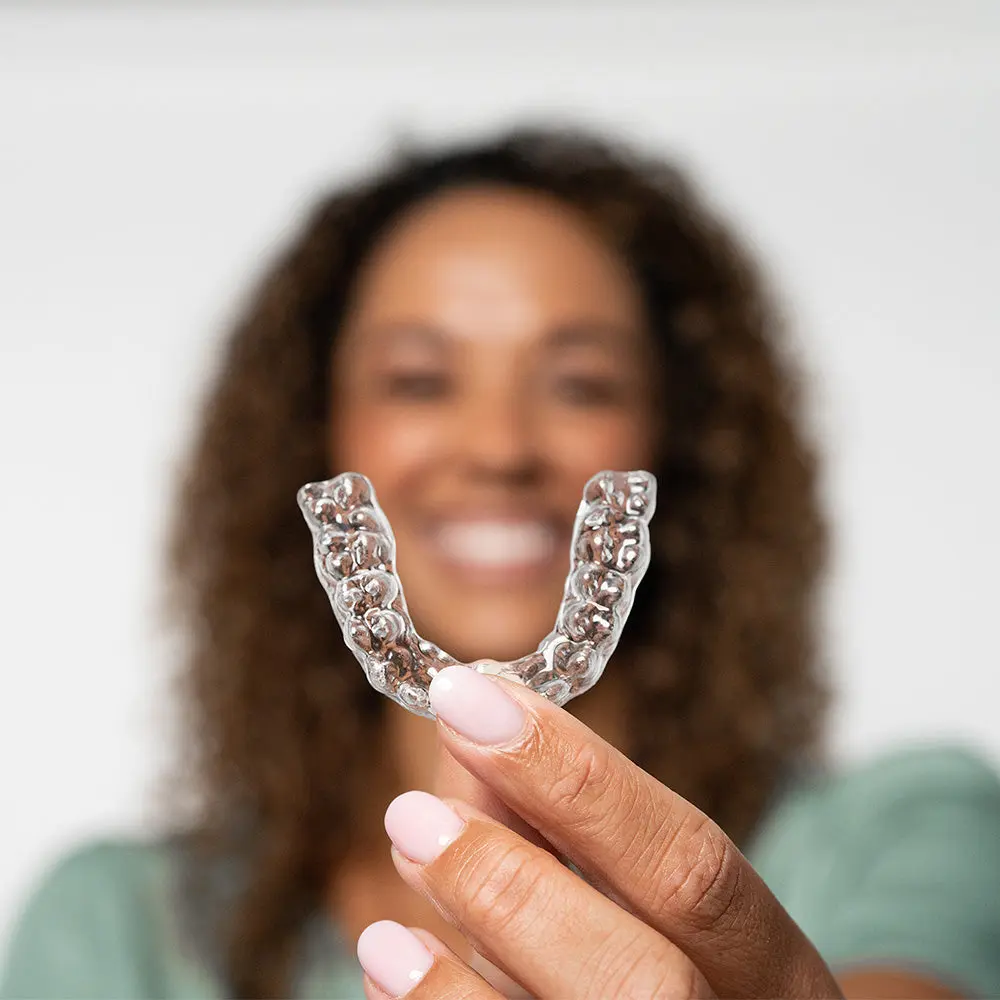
[{"x1": 1, "y1": 1, "x2": 998, "y2": 949}]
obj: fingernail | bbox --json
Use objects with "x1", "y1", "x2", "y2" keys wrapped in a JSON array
[
  {"x1": 384, "y1": 790, "x2": 465, "y2": 864},
  {"x1": 429, "y1": 664, "x2": 527, "y2": 745},
  {"x1": 357, "y1": 920, "x2": 434, "y2": 996}
]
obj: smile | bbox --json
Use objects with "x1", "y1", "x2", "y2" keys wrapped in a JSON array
[{"x1": 431, "y1": 520, "x2": 557, "y2": 573}]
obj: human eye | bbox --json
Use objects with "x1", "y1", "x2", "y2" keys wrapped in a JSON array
[
  {"x1": 380, "y1": 368, "x2": 452, "y2": 401},
  {"x1": 552, "y1": 370, "x2": 629, "y2": 407}
]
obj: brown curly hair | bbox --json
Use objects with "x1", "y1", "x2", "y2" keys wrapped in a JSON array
[{"x1": 167, "y1": 126, "x2": 829, "y2": 998}]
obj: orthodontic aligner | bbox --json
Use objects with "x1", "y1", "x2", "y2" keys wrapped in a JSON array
[{"x1": 297, "y1": 470, "x2": 657, "y2": 718}]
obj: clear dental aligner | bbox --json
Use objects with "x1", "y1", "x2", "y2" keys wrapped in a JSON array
[{"x1": 297, "y1": 470, "x2": 657, "y2": 718}]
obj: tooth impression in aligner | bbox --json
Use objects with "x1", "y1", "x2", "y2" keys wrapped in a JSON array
[{"x1": 297, "y1": 470, "x2": 657, "y2": 718}]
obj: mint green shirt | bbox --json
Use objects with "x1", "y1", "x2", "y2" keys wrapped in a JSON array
[{"x1": 4, "y1": 745, "x2": 1000, "y2": 999}]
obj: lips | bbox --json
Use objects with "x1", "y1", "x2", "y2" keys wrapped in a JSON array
[{"x1": 431, "y1": 520, "x2": 559, "y2": 573}]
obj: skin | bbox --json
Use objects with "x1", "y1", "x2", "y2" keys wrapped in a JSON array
[
  {"x1": 333, "y1": 185, "x2": 655, "y2": 665},
  {"x1": 330, "y1": 186, "x2": 958, "y2": 998},
  {"x1": 367, "y1": 678, "x2": 962, "y2": 1000}
]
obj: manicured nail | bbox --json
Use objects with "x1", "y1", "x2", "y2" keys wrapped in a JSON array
[
  {"x1": 384, "y1": 790, "x2": 465, "y2": 864},
  {"x1": 428, "y1": 664, "x2": 527, "y2": 745},
  {"x1": 357, "y1": 920, "x2": 434, "y2": 996}
]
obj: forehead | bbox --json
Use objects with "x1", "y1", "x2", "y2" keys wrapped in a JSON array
[{"x1": 344, "y1": 185, "x2": 644, "y2": 336}]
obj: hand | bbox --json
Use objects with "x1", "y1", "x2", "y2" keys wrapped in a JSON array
[{"x1": 357, "y1": 664, "x2": 844, "y2": 999}]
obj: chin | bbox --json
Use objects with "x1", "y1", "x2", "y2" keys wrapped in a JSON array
[{"x1": 420, "y1": 601, "x2": 556, "y2": 664}]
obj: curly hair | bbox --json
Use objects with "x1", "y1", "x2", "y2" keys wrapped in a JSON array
[{"x1": 167, "y1": 126, "x2": 829, "y2": 998}]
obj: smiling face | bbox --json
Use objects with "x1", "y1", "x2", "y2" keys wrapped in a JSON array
[{"x1": 330, "y1": 185, "x2": 656, "y2": 663}]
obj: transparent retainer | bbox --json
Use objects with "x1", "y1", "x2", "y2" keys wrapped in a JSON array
[{"x1": 297, "y1": 470, "x2": 656, "y2": 718}]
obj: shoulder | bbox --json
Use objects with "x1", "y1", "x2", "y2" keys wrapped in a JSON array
[
  {"x1": 753, "y1": 743, "x2": 1000, "y2": 844},
  {"x1": 1, "y1": 837, "x2": 196, "y2": 999},
  {"x1": 751, "y1": 742, "x2": 1000, "y2": 886},
  {"x1": 6, "y1": 837, "x2": 172, "y2": 930},
  {"x1": 816, "y1": 742, "x2": 1000, "y2": 806},
  {"x1": 23, "y1": 836, "x2": 170, "y2": 888},
  {"x1": 750, "y1": 744, "x2": 1000, "y2": 997},
  {"x1": 758, "y1": 745, "x2": 1000, "y2": 850}
]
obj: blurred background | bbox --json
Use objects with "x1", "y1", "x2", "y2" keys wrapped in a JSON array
[{"x1": 1, "y1": 0, "x2": 998, "y2": 949}]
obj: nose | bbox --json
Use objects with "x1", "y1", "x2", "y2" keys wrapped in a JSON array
[{"x1": 455, "y1": 385, "x2": 541, "y2": 486}]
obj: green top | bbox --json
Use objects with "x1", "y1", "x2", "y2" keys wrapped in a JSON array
[{"x1": 4, "y1": 745, "x2": 1000, "y2": 999}]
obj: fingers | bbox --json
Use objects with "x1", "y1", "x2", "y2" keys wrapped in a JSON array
[
  {"x1": 431, "y1": 701, "x2": 552, "y2": 996},
  {"x1": 383, "y1": 791, "x2": 712, "y2": 1000},
  {"x1": 433, "y1": 736, "x2": 550, "y2": 852},
  {"x1": 358, "y1": 920, "x2": 505, "y2": 1000},
  {"x1": 428, "y1": 665, "x2": 841, "y2": 1000}
]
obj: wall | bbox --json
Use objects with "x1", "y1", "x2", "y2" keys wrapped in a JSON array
[{"x1": 1, "y1": 0, "x2": 998, "y2": 946}]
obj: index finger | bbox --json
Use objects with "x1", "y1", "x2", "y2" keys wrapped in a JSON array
[{"x1": 428, "y1": 664, "x2": 841, "y2": 1000}]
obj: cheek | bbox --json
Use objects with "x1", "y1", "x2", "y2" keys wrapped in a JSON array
[
  {"x1": 331, "y1": 402, "x2": 442, "y2": 489},
  {"x1": 540, "y1": 406, "x2": 656, "y2": 477}
]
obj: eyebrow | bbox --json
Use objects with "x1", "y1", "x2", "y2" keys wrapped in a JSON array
[
  {"x1": 545, "y1": 322, "x2": 643, "y2": 350},
  {"x1": 362, "y1": 322, "x2": 450, "y2": 350},
  {"x1": 354, "y1": 320, "x2": 643, "y2": 354}
]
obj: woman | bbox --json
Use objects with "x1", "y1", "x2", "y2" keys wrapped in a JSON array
[{"x1": 4, "y1": 128, "x2": 1000, "y2": 999}]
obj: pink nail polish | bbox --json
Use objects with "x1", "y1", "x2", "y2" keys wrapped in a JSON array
[
  {"x1": 428, "y1": 664, "x2": 527, "y2": 745},
  {"x1": 357, "y1": 920, "x2": 434, "y2": 996},
  {"x1": 384, "y1": 790, "x2": 465, "y2": 864}
]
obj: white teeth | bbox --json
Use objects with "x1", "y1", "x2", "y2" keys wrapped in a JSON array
[{"x1": 434, "y1": 521, "x2": 556, "y2": 569}]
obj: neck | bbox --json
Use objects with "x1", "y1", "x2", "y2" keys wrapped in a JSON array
[
  {"x1": 328, "y1": 701, "x2": 470, "y2": 953},
  {"x1": 387, "y1": 700, "x2": 442, "y2": 793}
]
